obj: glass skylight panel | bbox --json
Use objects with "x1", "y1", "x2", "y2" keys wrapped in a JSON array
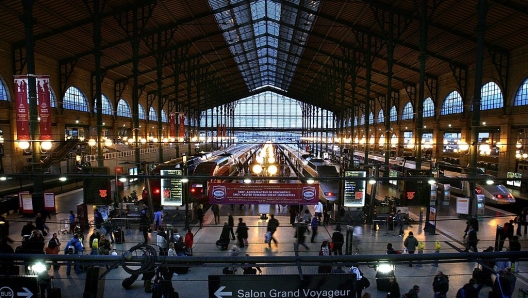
[
  {"x1": 267, "y1": 1, "x2": 281, "y2": 21},
  {"x1": 209, "y1": 0, "x2": 320, "y2": 91}
]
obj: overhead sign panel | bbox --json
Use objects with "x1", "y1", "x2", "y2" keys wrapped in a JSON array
[
  {"x1": 160, "y1": 169, "x2": 184, "y2": 206},
  {"x1": 343, "y1": 170, "x2": 366, "y2": 207},
  {"x1": 0, "y1": 275, "x2": 38, "y2": 298},
  {"x1": 208, "y1": 274, "x2": 356, "y2": 298},
  {"x1": 208, "y1": 183, "x2": 319, "y2": 205}
]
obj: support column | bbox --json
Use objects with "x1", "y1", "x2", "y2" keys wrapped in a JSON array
[{"x1": 21, "y1": 0, "x2": 44, "y2": 213}]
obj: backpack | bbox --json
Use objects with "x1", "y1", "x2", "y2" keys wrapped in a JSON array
[
  {"x1": 67, "y1": 245, "x2": 76, "y2": 255},
  {"x1": 92, "y1": 238, "x2": 99, "y2": 249},
  {"x1": 456, "y1": 287, "x2": 466, "y2": 298}
]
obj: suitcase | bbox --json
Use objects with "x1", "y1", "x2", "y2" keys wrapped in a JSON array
[
  {"x1": 48, "y1": 277, "x2": 62, "y2": 298},
  {"x1": 114, "y1": 229, "x2": 125, "y2": 244},
  {"x1": 121, "y1": 274, "x2": 139, "y2": 290}
]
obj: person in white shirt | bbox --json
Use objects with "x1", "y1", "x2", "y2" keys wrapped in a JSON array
[{"x1": 314, "y1": 201, "x2": 324, "y2": 224}]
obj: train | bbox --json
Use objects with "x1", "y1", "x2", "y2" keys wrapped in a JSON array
[
  {"x1": 280, "y1": 145, "x2": 341, "y2": 202},
  {"x1": 353, "y1": 151, "x2": 515, "y2": 205},
  {"x1": 188, "y1": 144, "x2": 258, "y2": 202}
]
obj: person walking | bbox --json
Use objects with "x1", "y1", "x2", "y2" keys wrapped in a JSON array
[
  {"x1": 211, "y1": 204, "x2": 220, "y2": 224},
  {"x1": 156, "y1": 227, "x2": 168, "y2": 256},
  {"x1": 94, "y1": 208, "x2": 103, "y2": 230},
  {"x1": 457, "y1": 278, "x2": 479, "y2": 298},
  {"x1": 310, "y1": 215, "x2": 318, "y2": 243},
  {"x1": 404, "y1": 231, "x2": 419, "y2": 267},
  {"x1": 88, "y1": 229, "x2": 100, "y2": 255},
  {"x1": 406, "y1": 285, "x2": 420, "y2": 298},
  {"x1": 432, "y1": 271, "x2": 449, "y2": 298},
  {"x1": 227, "y1": 213, "x2": 236, "y2": 240},
  {"x1": 68, "y1": 211, "x2": 76, "y2": 234},
  {"x1": 387, "y1": 277, "x2": 401, "y2": 298},
  {"x1": 196, "y1": 204, "x2": 204, "y2": 228},
  {"x1": 517, "y1": 208, "x2": 527, "y2": 237},
  {"x1": 139, "y1": 203, "x2": 151, "y2": 244},
  {"x1": 295, "y1": 218, "x2": 309, "y2": 250},
  {"x1": 266, "y1": 214, "x2": 279, "y2": 247},
  {"x1": 466, "y1": 225, "x2": 479, "y2": 252},
  {"x1": 302, "y1": 209, "x2": 312, "y2": 233},
  {"x1": 314, "y1": 201, "x2": 324, "y2": 224},
  {"x1": 331, "y1": 225, "x2": 344, "y2": 255},
  {"x1": 64, "y1": 234, "x2": 84, "y2": 275},
  {"x1": 45, "y1": 233, "x2": 61, "y2": 269},
  {"x1": 153, "y1": 207, "x2": 163, "y2": 231},
  {"x1": 395, "y1": 210, "x2": 404, "y2": 236},
  {"x1": 236, "y1": 218, "x2": 249, "y2": 248},
  {"x1": 184, "y1": 228, "x2": 194, "y2": 256},
  {"x1": 35, "y1": 213, "x2": 49, "y2": 236}
]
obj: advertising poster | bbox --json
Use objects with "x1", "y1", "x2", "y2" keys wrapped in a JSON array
[
  {"x1": 343, "y1": 170, "x2": 366, "y2": 207},
  {"x1": 208, "y1": 183, "x2": 318, "y2": 205},
  {"x1": 21, "y1": 193, "x2": 33, "y2": 214},
  {"x1": 160, "y1": 169, "x2": 183, "y2": 206},
  {"x1": 43, "y1": 193, "x2": 56, "y2": 212}
]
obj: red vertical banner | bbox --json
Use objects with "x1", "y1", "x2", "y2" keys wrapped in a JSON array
[
  {"x1": 37, "y1": 75, "x2": 52, "y2": 140},
  {"x1": 179, "y1": 113, "x2": 185, "y2": 139},
  {"x1": 222, "y1": 124, "x2": 226, "y2": 137},
  {"x1": 169, "y1": 112, "x2": 176, "y2": 139},
  {"x1": 14, "y1": 76, "x2": 30, "y2": 140}
]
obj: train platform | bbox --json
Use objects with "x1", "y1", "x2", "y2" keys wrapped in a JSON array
[{"x1": 0, "y1": 181, "x2": 527, "y2": 298}]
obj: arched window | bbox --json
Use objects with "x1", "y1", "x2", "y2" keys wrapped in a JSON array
[
  {"x1": 64, "y1": 86, "x2": 89, "y2": 111},
  {"x1": 359, "y1": 114, "x2": 365, "y2": 125},
  {"x1": 480, "y1": 82, "x2": 503, "y2": 110},
  {"x1": 149, "y1": 107, "x2": 157, "y2": 121},
  {"x1": 138, "y1": 104, "x2": 146, "y2": 120},
  {"x1": 117, "y1": 99, "x2": 131, "y2": 117},
  {"x1": 441, "y1": 91, "x2": 463, "y2": 115},
  {"x1": 423, "y1": 97, "x2": 435, "y2": 118},
  {"x1": 377, "y1": 109, "x2": 384, "y2": 123},
  {"x1": 93, "y1": 94, "x2": 113, "y2": 115},
  {"x1": 368, "y1": 112, "x2": 374, "y2": 124},
  {"x1": 0, "y1": 77, "x2": 8, "y2": 101},
  {"x1": 161, "y1": 110, "x2": 167, "y2": 122},
  {"x1": 354, "y1": 117, "x2": 358, "y2": 126},
  {"x1": 401, "y1": 102, "x2": 414, "y2": 120},
  {"x1": 514, "y1": 77, "x2": 528, "y2": 106},
  {"x1": 389, "y1": 106, "x2": 397, "y2": 122}
]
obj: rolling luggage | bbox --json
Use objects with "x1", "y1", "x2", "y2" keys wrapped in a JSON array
[
  {"x1": 114, "y1": 228, "x2": 125, "y2": 244},
  {"x1": 48, "y1": 277, "x2": 62, "y2": 298},
  {"x1": 216, "y1": 239, "x2": 229, "y2": 250}
]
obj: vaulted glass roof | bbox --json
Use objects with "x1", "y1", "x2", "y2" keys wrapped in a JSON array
[{"x1": 209, "y1": 0, "x2": 320, "y2": 92}]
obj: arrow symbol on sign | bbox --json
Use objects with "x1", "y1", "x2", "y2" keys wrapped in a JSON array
[
  {"x1": 214, "y1": 286, "x2": 232, "y2": 298},
  {"x1": 17, "y1": 287, "x2": 33, "y2": 298}
]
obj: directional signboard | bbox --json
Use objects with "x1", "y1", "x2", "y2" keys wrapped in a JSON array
[
  {"x1": 209, "y1": 274, "x2": 356, "y2": 298},
  {"x1": 0, "y1": 275, "x2": 38, "y2": 298}
]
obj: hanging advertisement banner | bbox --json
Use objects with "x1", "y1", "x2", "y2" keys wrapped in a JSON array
[
  {"x1": 208, "y1": 183, "x2": 318, "y2": 205},
  {"x1": 160, "y1": 169, "x2": 183, "y2": 206},
  {"x1": 37, "y1": 75, "x2": 52, "y2": 140},
  {"x1": 14, "y1": 75, "x2": 30, "y2": 140},
  {"x1": 169, "y1": 112, "x2": 176, "y2": 139},
  {"x1": 179, "y1": 113, "x2": 185, "y2": 138},
  {"x1": 343, "y1": 170, "x2": 366, "y2": 207}
]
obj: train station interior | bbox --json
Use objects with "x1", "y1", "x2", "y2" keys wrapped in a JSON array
[{"x1": 1, "y1": 0, "x2": 528, "y2": 297}]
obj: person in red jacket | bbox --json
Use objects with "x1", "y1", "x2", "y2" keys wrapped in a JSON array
[{"x1": 184, "y1": 228, "x2": 194, "y2": 256}]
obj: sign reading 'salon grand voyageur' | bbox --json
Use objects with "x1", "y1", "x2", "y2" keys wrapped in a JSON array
[{"x1": 208, "y1": 183, "x2": 319, "y2": 205}]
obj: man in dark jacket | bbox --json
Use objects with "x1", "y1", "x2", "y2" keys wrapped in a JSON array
[
  {"x1": 432, "y1": 271, "x2": 449, "y2": 298},
  {"x1": 457, "y1": 278, "x2": 479, "y2": 298},
  {"x1": 266, "y1": 214, "x2": 279, "y2": 247},
  {"x1": 331, "y1": 225, "x2": 344, "y2": 255}
]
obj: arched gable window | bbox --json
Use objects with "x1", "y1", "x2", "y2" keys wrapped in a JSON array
[
  {"x1": 480, "y1": 82, "x2": 503, "y2": 110},
  {"x1": 0, "y1": 77, "x2": 7, "y2": 101},
  {"x1": 377, "y1": 109, "x2": 384, "y2": 123},
  {"x1": 64, "y1": 86, "x2": 89, "y2": 111},
  {"x1": 161, "y1": 110, "x2": 167, "y2": 122},
  {"x1": 138, "y1": 104, "x2": 146, "y2": 120},
  {"x1": 423, "y1": 97, "x2": 435, "y2": 118},
  {"x1": 514, "y1": 77, "x2": 528, "y2": 106},
  {"x1": 149, "y1": 106, "x2": 157, "y2": 121},
  {"x1": 359, "y1": 114, "x2": 365, "y2": 126},
  {"x1": 93, "y1": 94, "x2": 113, "y2": 115},
  {"x1": 389, "y1": 106, "x2": 397, "y2": 122},
  {"x1": 440, "y1": 91, "x2": 463, "y2": 115},
  {"x1": 401, "y1": 102, "x2": 414, "y2": 120},
  {"x1": 117, "y1": 99, "x2": 131, "y2": 117},
  {"x1": 368, "y1": 112, "x2": 374, "y2": 124}
]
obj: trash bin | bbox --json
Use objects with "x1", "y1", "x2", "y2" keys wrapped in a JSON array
[{"x1": 375, "y1": 264, "x2": 395, "y2": 291}]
